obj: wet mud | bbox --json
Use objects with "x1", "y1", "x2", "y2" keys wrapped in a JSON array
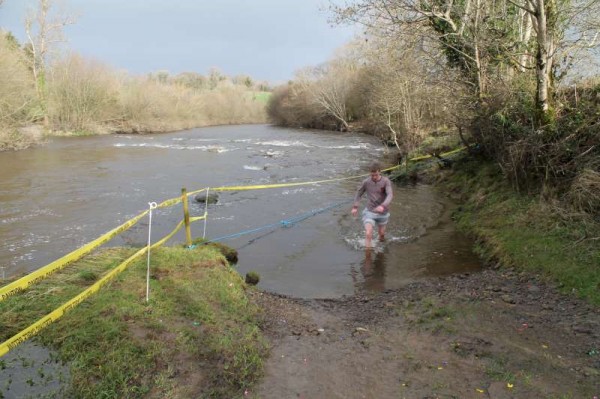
[{"x1": 252, "y1": 267, "x2": 600, "y2": 399}]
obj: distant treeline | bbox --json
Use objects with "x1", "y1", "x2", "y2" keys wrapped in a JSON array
[
  {"x1": 0, "y1": 31, "x2": 269, "y2": 151},
  {"x1": 267, "y1": 0, "x2": 600, "y2": 216}
]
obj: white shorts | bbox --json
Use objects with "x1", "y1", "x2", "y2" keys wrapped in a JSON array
[{"x1": 362, "y1": 209, "x2": 390, "y2": 226}]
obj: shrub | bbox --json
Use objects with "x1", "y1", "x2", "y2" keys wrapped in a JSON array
[{"x1": 48, "y1": 54, "x2": 120, "y2": 133}]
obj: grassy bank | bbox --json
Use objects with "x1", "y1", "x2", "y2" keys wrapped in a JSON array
[
  {"x1": 435, "y1": 158, "x2": 600, "y2": 306},
  {"x1": 0, "y1": 245, "x2": 267, "y2": 398}
]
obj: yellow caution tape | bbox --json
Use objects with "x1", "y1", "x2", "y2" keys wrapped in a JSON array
[
  {"x1": 408, "y1": 154, "x2": 433, "y2": 161},
  {"x1": 0, "y1": 217, "x2": 187, "y2": 358},
  {"x1": 441, "y1": 146, "x2": 467, "y2": 157},
  {"x1": 157, "y1": 196, "x2": 183, "y2": 208},
  {"x1": 0, "y1": 210, "x2": 149, "y2": 302},
  {"x1": 187, "y1": 187, "x2": 210, "y2": 198},
  {"x1": 408, "y1": 146, "x2": 467, "y2": 162},
  {"x1": 210, "y1": 165, "x2": 402, "y2": 192},
  {"x1": 188, "y1": 166, "x2": 401, "y2": 196},
  {"x1": 189, "y1": 213, "x2": 207, "y2": 223}
]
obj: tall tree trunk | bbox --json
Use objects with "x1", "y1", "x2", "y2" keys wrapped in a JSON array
[
  {"x1": 518, "y1": 9, "x2": 534, "y2": 71},
  {"x1": 25, "y1": 0, "x2": 74, "y2": 128},
  {"x1": 532, "y1": 0, "x2": 554, "y2": 120},
  {"x1": 473, "y1": 0, "x2": 486, "y2": 99}
]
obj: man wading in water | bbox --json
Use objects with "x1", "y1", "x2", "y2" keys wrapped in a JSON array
[{"x1": 351, "y1": 161, "x2": 393, "y2": 249}]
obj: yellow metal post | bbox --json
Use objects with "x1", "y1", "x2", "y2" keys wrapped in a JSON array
[{"x1": 181, "y1": 188, "x2": 192, "y2": 246}]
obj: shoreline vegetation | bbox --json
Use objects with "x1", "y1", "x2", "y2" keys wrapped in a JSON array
[{"x1": 0, "y1": 32, "x2": 270, "y2": 152}]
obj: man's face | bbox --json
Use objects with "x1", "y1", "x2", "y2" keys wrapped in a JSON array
[{"x1": 370, "y1": 170, "x2": 381, "y2": 181}]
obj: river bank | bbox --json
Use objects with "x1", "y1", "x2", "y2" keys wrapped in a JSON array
[
  {"x1": 1, "y1": 139, "x2": 598, "y2": 398},
  {"x1": 437, "y1": 158, "x2": 600, "y2": 306},
  {"x1": 1, "y1": 30, "x2": 271, "y2": 153}
]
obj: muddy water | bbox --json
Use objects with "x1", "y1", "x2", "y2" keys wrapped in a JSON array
[{"x1": 0, "y1": 124, "x2": 480, "y2": 298}]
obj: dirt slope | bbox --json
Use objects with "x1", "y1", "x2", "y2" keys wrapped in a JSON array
[{"x1": 250, "y1": 267, "x2": 599, "y2": 399}]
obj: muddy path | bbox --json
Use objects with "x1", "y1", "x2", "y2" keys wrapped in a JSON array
[{"x1": 250, "y1": 267, "x2": 600, "y2": 399}]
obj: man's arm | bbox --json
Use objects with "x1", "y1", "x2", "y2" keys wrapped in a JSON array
[
  {"x1": 351, "y1": 181, "x2": 366, "y2": 215},
  {"x1": 381, "y1": 178, "x2": 393, "y2": 209},
  {"x1": 353, "y1": 181, "x2": 366, "y2": 208}
]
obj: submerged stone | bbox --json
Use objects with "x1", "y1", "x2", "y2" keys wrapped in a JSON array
[{"x1": 195, "y1": 192, "x2": 219, "y2": 204}]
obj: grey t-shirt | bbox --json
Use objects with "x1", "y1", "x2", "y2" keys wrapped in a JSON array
[{"x1": 353, "y1": 176, "x2": 393, "y2": 213}]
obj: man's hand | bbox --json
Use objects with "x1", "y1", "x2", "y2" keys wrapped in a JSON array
[
  {"x1": 351, "y1": 206, "x2": 358, "y2": 217},
  {"x1": 374, "y1": 205, "x2": 385, "y2": 213}
]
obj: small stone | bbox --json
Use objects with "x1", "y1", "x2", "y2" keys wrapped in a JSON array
[
  {"x1": 502, "y1": 295, "x2": 516, "y2": 304},
  {"x1": 194, "y1": 192, "x2": 219, "y2": 204},
  {"x1": 352, "y1": 327, "x2": 370, "y2": 337},
  {"x1": 527, "y1": 285, "x2": 541, "y2": 293}
]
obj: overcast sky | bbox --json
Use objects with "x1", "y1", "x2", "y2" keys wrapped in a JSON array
[{"x1": 0, "y1": 0, "x2": 358, "y2": 83}]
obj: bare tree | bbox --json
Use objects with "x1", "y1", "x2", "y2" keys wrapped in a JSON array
[
  {"x1": 333, "y1": 0, "x2": 600, "y2": 121},
  {"x1": 495, "y1": 0, "x2": 600, "y2": 118},
  {"x1": 361, "y1": 35, "x2": 464, "y2": 154},
  {"x1": 295, "y1": 58, "x2": 359, "y2": 131},
  {"x1": 331, "y1": 0, "x2": 496, "y2": 100},
  {"x1": 24, "y1": 0, "x2": 75, "y2": 126}
]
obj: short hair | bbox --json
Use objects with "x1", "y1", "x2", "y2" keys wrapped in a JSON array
[{"x1": 369, "y1": 161, "x2": 382, "y2": 172}]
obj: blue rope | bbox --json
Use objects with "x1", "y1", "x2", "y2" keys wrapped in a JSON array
[{"x1": 196, "y1": 199, "x2": 352, "y2": 246}]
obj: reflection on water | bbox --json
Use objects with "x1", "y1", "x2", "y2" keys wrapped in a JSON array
[
  {"x1": 361, "y1": 249, "x2": 386, "y2": 292},
  {"x1": 352, "y1": 199, "x2": 482, "y2": 293}
]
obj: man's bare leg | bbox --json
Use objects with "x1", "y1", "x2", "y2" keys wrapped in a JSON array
[
  {"x1": 378, "y1": 224, "x2": 386, "y2": 242},
  {"x1": 365, "y1": 223, "x2": 374, "y2": 248}
]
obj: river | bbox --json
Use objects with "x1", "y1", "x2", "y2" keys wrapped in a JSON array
[{"x1": 0, "y1": 124, "x2": 480, "y2": 298}]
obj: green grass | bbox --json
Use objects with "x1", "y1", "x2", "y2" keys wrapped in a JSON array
[
  {"x1": 0, "y1": 246, "x2": 267, "y2": 398},
  {"x1": 440, "y1": 159, "x2": 600, "y2": 305},
  {"x1": 485, "y1": 357, "x2": 518, "y2": 382},
  {"x1": 251, "y1": 91, "x2": 271, "y2": 104},
  {"x1": 413, "y1": 296, "x2": 457, "y2": 334}
]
